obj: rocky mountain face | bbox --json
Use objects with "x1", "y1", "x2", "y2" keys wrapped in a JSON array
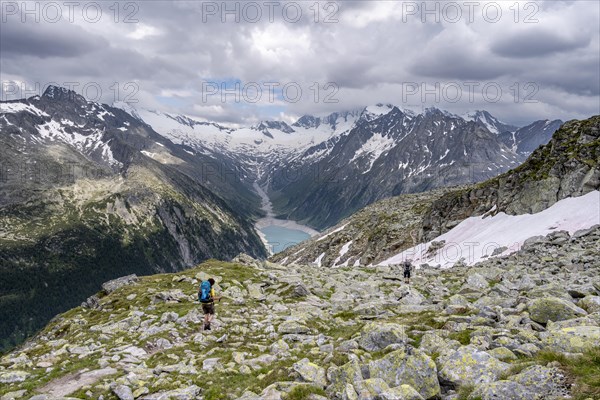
[
  {"x1": 270, "y1": 106, "x2": 524, "y2": 230},
  {"x1": 130, "y1": 104, "x2": 562, "y2": 231},
  {"x1": 498, "y1": 119, "x2": 564, "y2": 155},
  {"x1": 462, "y1": 110, "x2": 518, "y2": 135},
  {"x1": 270, "y1": 115, "x2": 598, "y2": 269},
  {"x1": 0, "y1": 86, "x2": 267, "y2": 351},
  {"x1": 421, "y1": 116, "x2": 599, "y2": 242},
  {"x1": 1, "y1": 226, "x2": 599, "y2": 399}
]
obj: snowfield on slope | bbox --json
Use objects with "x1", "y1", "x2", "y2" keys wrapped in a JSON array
[
  {"x1": 126, "y1": 107, "x2": 359, "y2": 160},
  {"x1": 379, "y1": 190, "x2": 600, "y2": 269}
]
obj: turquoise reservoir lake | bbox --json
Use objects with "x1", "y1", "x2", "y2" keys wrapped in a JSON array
[{"x1": 260, "y1": 225, "x2": 311, "y2": 254}]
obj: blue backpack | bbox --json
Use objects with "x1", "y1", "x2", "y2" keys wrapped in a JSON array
[{"x1": 199, "y1": 280, "x2": 212, "y2": 303}]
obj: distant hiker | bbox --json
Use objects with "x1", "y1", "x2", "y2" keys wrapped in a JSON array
[
  {"x1": 402, "y1": 260, "x2": 413, "y2": 284},
  {"x1": 199, "y1": 278, "x2": 221, "y2": 331},
  {"x1": 403, "y1": 230, "x2": 418, "y2": 285}
]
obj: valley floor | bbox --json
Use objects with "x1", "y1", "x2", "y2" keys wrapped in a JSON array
[{"x1": 1, "y1": 226, "x2": 599, "y2": 400}]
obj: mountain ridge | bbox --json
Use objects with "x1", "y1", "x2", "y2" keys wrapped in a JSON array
[
  {"x1": 271, "y1": 115, "x2": 599, "y2": 268},
  {"x1": 0, "y1": 86, "x2": 267, "y2": 351}
]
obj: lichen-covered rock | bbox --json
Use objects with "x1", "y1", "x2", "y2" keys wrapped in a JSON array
[
  {"x1": 0, "y1": 370, "x2": 30, "y2": 383},
  {"x1": 292, "y1": 282, "x2": 311, "y2": 297},
  {"x1": 528, "y1": 297, "x2": 587, "y2": 324},
  {"x1": 112, "y1": 384, "x2": 134, "y2": 400},
  {"x1": 469, "y1": 380, "x2": 536, "y2": 400},
  {"x1": 353, "y1": 378, "x2": 390, "y2": 400},
  {"x1": 102, "y1": 274, "x2": 138, "y2": 294},
  {"x1": 488, "y1": 347, "x2": 518, "y2": 361},
  {"x1": 139, "y1": 385, "x2": 201, "y2": 400},
  {"x1": 580, "y1": 295, "x2": 600, "y2": 313},
  {"x1": 237, "y1": 391, "x2": 262, "y2": 400},
  {"x1": 278, "y1": 320, "x2": 310, "y2": 334},
  {"x1": 326, "y1": 359, "x2": 364, "y2": 398},
  {"x1": 343, "y1": 383, "x2": 359, "y2": 400},
  {"x1": 397, "y1": 288, "x2": 426, "y2": 306},
  {"x1": 539, "y1": 325, "x2": 600, "y2": 352},
  {"x1": 293, "y1": 358, "x2": 327, "y2": 388},
  {"x1": 368, "y1": 348, "x2": 440, "y2": 399},
  {"x1": 358, "y1": 323, "x2": 408, "y2": 352},
  {"x1": 438, "y1": 346, "x2": 509, "y2": 387},
  {"x1": 508, "y1": 365, "x2": 567, "y2": 400},
  {"x1": 378, "y1": 385, "x2": 424, "y2": 400},
  {"x1": 418, "y1": 332, "x2": 456, "y2": 356},
  {"x1": 464, "y1": 273, "x2": 489, "y2": 291}
]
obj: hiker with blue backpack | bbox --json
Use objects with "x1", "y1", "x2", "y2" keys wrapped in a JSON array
[{"x1": 199, "y1": 278, "x2": 221, "y2": 330}]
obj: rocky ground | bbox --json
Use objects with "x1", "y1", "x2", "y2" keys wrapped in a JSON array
[{"x1": 1, "y1": 225, "x2": 599, "y2": 400}]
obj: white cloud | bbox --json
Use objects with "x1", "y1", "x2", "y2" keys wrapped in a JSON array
[{"x1": 127, "y1": 24, "x2": 162, "y2": 40}]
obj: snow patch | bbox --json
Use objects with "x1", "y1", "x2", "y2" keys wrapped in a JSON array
[
  {"x1": 333, "y1": 240, "x2": 353, "y2": 267},
  {"x1": 313, "y1": 252, "x2": 326, "y2": 267},
  {"x1": 351, "y1": 134, "x2": 396, "y2": 173},
  {"x1": 379, "y1": 191, "x2": 600, "y2": 269},
  {"x1": 1, "y1": 102, "x2": 49, "y2": 117},
  {"x1": 316, "y1": 224, "x2": 348, "y2": 241}
]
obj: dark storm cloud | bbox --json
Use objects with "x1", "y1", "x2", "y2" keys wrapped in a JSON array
[
  {"x1": 491, "y1": 29, "x2": 591, "y2": 58},
  {"x1": 0, "y1": 0, "x2": 598, "y2": 125},
  {"x1": 0, "y1": 19, "x2": 109, "y2": 58},
  {"x1": 409, "y1": 47, "x2": 511, "y2": 81}
]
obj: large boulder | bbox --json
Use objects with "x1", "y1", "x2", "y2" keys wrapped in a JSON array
[
  {"x1": 418, "y1": 332, "x2": 455, "y2": 356},
  {"x1": 358, "y1": 323, "x2": 408, "y2": 352},
  {"x1": 292, "y1": 358, "x2": 327, "y2": 388},
  {"x1": 464, "y1": 273, "x2": 489, "y2": 291},
  {"x1": 508, "y1": 365, "x2": 567, "y2": 399},
  {"x1": 368, "y1": 348, "x2": 440, "y2": 399},
  {"x1": 468, "y1": 381, "x2": 536, "y2": 400},
  {"x1": 438, "y1": 346, "x2": 509, "y2": 387},
  {"x1": 528, "y1": 297, "x2": 587, "y2": 324},
  {"x1": 278, "y1": 320, "x2": 310, "y2": 335},
  {"x1": 353, "y1": 378, "x2": 390, "y2": 400},
  {"x1": 539, "y1": 325, "x2": 600, "y2": 352},
  {"x1": 397, "y1": 288, "x2": 426, "y2": 306},
  {"x1": 326, "y1": 359, "x2": 364, "y2": 398},
  {"x1": 112, "y1": 385, "x2": 134, "y2": 400},
  {"x1": 246, "y1": 283, "x2": 266, "y2": 301},
  {"x1": 378, "y1": 385, "x2": 424, "y2": 400},
  {"x1": 102, "y1": 274, "x2": 138, "y2": 294},
  {"x1": 0, "y1": 370, "x2": 30, "y2": 383},
  {"x1": 292, "y1": 282, "x2": 311, "y2": 297},
  {"x1": 580, "y1": 295, "x2": 600, "y2": 313}
]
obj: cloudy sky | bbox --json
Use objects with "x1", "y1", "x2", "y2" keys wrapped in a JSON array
[{"x1": 1, "y1": 0, "x2": 599, "y2": 126}]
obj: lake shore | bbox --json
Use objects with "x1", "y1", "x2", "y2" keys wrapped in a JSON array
[
  {"x1": 253, "y1": 182, "x2": 320, "y2": 254},
  {"x1": 255, "y1": 217, "x2": 320, "y2": 237}
]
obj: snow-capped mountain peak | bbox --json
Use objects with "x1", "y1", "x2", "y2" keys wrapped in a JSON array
[
  {"x1": 462, "y1": 110, "x2": 518, "y2": 134},
  {"x1": 361, "y1": 103, "x2": 395, "y2": 121},
  {"x1": 253, "y1": 120, "x2": 295, "y2": 134}
]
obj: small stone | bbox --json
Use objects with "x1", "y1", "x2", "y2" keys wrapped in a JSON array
[
  {"x1": 203, "y1": 358, "x2": 221, "y2": 371},
  {"x1": 160, "y1": 311, "x2": 179, "y2": 323}
]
